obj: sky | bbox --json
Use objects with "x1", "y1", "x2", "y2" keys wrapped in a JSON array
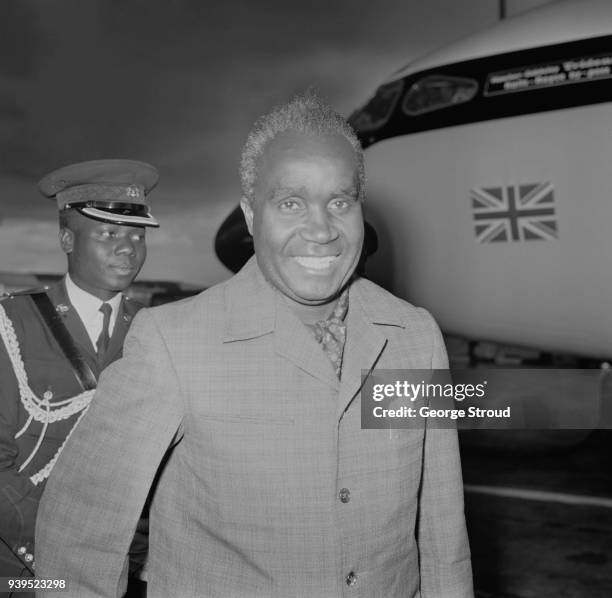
[{"x1": 0, "y1": 0, "x2": 553, "y2": 285}]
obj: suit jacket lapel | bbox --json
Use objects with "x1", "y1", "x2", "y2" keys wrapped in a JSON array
[
  {"x1": 274, "y1": 296, "x2": 339, "y2": 391},
  {"x1": 223, "y1": 258, "x2": 339, "y2": 390},
  {"x1": 337, "y1": 283, "x2": 389, "y2": 419},
  {"x1": 224, "y1": 260, "x2": 415, "y2": 400}
]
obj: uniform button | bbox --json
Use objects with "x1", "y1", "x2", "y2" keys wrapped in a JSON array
[
  {"x1": 339, "y1": 487, "x2": 350, "y2": 503},
  {"x1": 346, "y1": 571, "x2": 357, "y2": 586}
]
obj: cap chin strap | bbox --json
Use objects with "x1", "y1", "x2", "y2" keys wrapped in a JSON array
[
  {"x1": 64, "y1": 200, "x2": 149, "y2": 215},
  {"x1": 64, "y1": 202, "x2": 159, "y2": 227}
]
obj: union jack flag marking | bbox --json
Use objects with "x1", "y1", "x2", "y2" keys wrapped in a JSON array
[{"x1": 471, "y1": 182, "x2": 558, "y2": 243}]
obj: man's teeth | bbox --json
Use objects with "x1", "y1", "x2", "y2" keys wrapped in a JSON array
[{"x1": 294, "y1": 256, "x2": 337, "y2": 270}]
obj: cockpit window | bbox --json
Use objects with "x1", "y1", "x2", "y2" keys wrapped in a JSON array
[
  {"x1": 402, "y1": 75, "x2": 478, "y2": 115},
  {"x1": 349, "y1": 80, "x2": 403, "y2": 132}
]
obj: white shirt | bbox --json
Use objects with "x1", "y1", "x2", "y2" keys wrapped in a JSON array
[{"x1": 64, "y1": 274, "x2": 122, "y2": 350}]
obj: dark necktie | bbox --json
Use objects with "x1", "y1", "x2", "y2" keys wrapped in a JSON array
[{"x1": 96, "y1": 302, "x2": 112, "y2": 361}]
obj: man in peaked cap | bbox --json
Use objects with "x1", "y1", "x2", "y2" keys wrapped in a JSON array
[{"x1": 0, "y1": 159, "x2": 159, "y2": 595}]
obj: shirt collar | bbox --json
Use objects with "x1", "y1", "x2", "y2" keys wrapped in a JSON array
[{"x1": 64, "y1": 273, "x2": 122, "y2": 318}]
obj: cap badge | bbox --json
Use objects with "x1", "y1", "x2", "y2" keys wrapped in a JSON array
[
  {"x1": 127, "y1": 185, "x2": 140, "y2": 198},
  {"x1": 55, "y1": 303, "x2": 70, "y2": 314}
]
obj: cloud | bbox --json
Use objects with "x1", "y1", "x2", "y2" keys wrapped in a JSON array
[
  {"x1": 0, "y1": 219, "x2": 64, "y2": 273},
  {"x1": 1, "y1": 0, "x2": 500, "y2": 283}
]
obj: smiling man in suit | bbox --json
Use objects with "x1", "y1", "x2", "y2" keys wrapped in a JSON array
[
  {"x1": 0, "y1": 159, "x2": 159, "y2": 589},
  {"x1": 35, "y1": 95, "x2": 473, "y2": 597}
]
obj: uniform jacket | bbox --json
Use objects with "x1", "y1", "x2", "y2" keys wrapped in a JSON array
[
  {"x1": 36, "y1": 258, "x2": 473, "y2": 598},
  {"x1": 0, "y1": 281, "x2": 140, "y2": 576}
]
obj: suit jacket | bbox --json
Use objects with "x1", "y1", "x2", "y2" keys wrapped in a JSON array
[
  {"x1": 35, "y1": 258, "x2": 473, "y2": 598},
  {"x1": 0, "y1": 281, "x2": 140, "y2": 577}
]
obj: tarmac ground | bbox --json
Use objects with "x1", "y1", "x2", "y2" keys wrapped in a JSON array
[{"x1": 462, "y1": 430, "x2": 612, "y2": 597}]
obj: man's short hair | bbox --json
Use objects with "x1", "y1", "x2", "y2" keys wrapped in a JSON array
[{"x1": 240, "y1": 91, "x2": 365, "y2": 205}]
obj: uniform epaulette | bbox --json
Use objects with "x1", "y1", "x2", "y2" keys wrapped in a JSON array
[{"x1": 2, "y1": 286, "x2": 50, "y2": 299}]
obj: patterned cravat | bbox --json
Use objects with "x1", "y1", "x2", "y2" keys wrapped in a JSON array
[
  {"x1": 308, "y1": 289, "x2": 349, "y2": 379},
  {"x1": 96, "y1": 302, "x2": 112, "y2": 360}
]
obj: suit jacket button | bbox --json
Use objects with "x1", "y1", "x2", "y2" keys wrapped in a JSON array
[
  {"x1": 339, "y1": 487, "x2": 350, "y2": 503},
  {"x1": 346, "y1": 571, "x2": 357, "y2": 586}
]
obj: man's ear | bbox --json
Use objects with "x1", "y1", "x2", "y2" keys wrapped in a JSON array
[
  {"x1": 59, "y1": 228, "x2": 74, "y2": 255},
  {"x1": 240, "y1": 197, "x2": 254, "y2": 236}
]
